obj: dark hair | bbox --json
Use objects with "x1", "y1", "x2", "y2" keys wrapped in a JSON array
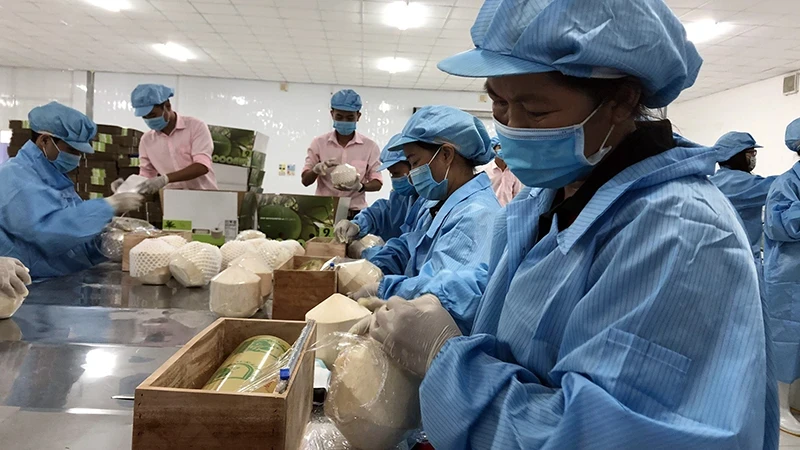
[
  {"x1": 720, "y1": 150, "x2": 752, "y2": 172},
  {"x1": 556, "y1": 74, "x2": 662, "y2": 121},
  {"x1": 30, "y1": 130, "x2": 62, "y2": 145}
]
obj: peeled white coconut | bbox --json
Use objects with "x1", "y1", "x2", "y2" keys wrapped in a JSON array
[
  {"x1": 220, "y1": 240, "x2": 252, "y2": 268},
  {"x1": 337, "y1": 260, "x2": 383, "y2": 296},
  {"x1": 256, "y1": 240, "x2": 294, "y2": 270},
  {"x1": 209, "y1": 267, "x2": 262, "y2": 318},
  {"x1": 326, "y1": 337, "x2": 421, "y2": 450},
  {"x1": 130, "y1": 238, "x2": 176, "y2": 285},
  {"x1": 330, "y1": 164, "x2": 360, "y2": 188},
  {"x1": 236, "y1": 230, "x2": 266, "y2": 241},
  {"x1": 158, "y1": 235, "x2": 188, "y2": 249},
  {"x1": 306, "y1": 294, "x2": 370, "y2": 367},
  {"x1": 346, "y1": 235, "x2": 385, "y2": 259},
  {"x1": 169, "y1": 242, "x2": 223, "y2": 287},
  {"x1": 229, "y1": 253, "x2": 274, "y2": 298},
  {"x1": 281, "y1": 239, "x2": 306, "y2": 257}
]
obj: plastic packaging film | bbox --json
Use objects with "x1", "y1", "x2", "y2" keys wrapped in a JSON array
[
  {"x1": 169, "y1": 242, "x2": 223, "y2": 287},
  {"x1": 300, "y1": 416, "x2": 352, "y2": 450},
  {"x1": 115, "y1": 174, "x2": 147, "y2": 194},
  {"x1": 99, "y1": 217, "x2": 157, "y2": 262},
  {"x1": 202, "y1": 335, "x2": 291, "y2": 393},
  {"x1": 130, "y1": 238, "x2": 176, "y2": 285},
  {"x1": 236, "y1": 229, "x2": 266, "y2": 241},
  {"x1": 331, "y1": 164, "x2": 360, "y2": 188},
  {"x1": 336, "y1": 260, "x2": 384, "y2": 296},
  {"x1": 346, "y1": 235, "x2": 385, "y2": 259},
  {"x1": 209, "y1": 267, "x2": 262, "y2": 318}
]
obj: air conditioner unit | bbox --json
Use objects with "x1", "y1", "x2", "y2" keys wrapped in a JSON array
[{"x1": 784, "y1": 73, "x2": 798, "y2": 96}]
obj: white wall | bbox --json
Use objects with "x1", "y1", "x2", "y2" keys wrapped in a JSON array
[
  {"x1": 669, "y1": 74, "x2": 800, "y2": 177},
  {"x1": 92, "y1": 72, "x2": 492, "y2": 203}
]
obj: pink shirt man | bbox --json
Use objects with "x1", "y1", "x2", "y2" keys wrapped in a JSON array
[
  {"x1": 303, "y1": 131, "x2": 382, "y2": 210},
  {"x1": 139, "y1": 114, "x2": 218, "y2": 190},
  {"x1": 483, "y1": 159, "x2": 522, "y2": 206}
]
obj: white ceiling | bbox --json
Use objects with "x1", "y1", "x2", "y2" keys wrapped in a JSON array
[{"x1": 0, "y1": 0, "x2": 799, "y2": 101}]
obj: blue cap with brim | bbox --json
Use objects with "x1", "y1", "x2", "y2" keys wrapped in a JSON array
[
  {"x1": 437, "y1": 0, "x2": 702, "y2": 109},
  {"x1": 714, "y1": 132, "x2": 762, "y2": 162},
  {"x1": 28, "y1": 101, "x2": 97, "y2": 154},
  {"x1": 377, "y1": 134, "x2": 407, "y2": 171},
  {"x1": 131, "y1": 84, "x2": 175, "y2": 117},
  {"x1": 331, "y1": 89, "x2": 362, "y2": 112}
]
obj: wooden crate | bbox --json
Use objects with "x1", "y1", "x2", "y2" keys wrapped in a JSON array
[
  {"x1": 304, "y1": 237, "x2": 346, "y2": 258},
  {"x1": 273, "y1": 256, "x2": 337, "y2": 320},
  {"x1": 133, "y1": 318, "x2": 316, "y2": 450},
  {"x1": 122, "y1": 231, "x2": 193, "y2": 271}
]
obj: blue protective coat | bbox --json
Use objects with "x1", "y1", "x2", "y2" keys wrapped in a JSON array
[
  {"x1": 368, "y1": 173, "x2": 500, "y2": 333},
  {"x1": 352, "y1": 191, "x2": 421, "y2": 242},
  {"x1": 764, "y1": 162, "x2": 800, "y2": 384},
  {"x1": 419, "y1": 137, "x2": 778, "y2": 449},
  {"x1": 0, "y1": 142, "x2": 114, "y2": 279}
]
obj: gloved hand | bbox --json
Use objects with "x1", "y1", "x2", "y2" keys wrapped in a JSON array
[
  {"x1": 357, "y1": 296, "x2": 385, "y2": 312},
  {"x1": 138, "y1": 175, "x2": 169, "y2": 195},
  {"x1": 348, "y1": 282, "x2": 380, "y2": 301},
  {"x1": 0, "y1": 257, "x2": 31, "y2": 299},
  {"x1": 110, "y1": 178, "x2": 124, "y2": 193},
  {"x1": 313, "y1": 159, "x2": 338, "y2": 176},
  {"x1": 355, "y1": 295, "x2": 461, "y2": 378},
  {"x1": 334, "y1": 178, "x2": 363, "y2": 192},
  {"x1": 334, "y1": 220, "x2": 360, "y2": 244},
  {"x1": 105, "y1": 192, "x2": 145, "y2": 214}
]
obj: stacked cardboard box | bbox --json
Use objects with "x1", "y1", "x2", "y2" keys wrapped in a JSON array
[{"x1": 7, "y1": 120, "x2": 32, "y2": 157}]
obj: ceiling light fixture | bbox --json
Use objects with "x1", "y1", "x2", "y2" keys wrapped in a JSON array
[
  {"x1": 684, "y1": 20, "x2": 733, "y2": 44},
  {"x1": 377, "y1": 57, "x2": 412, "y2": 74},
  {"x1": 153, "y1": 42, "x2": 196, "y2": 62},
  {"x1": 86, "y1": 0, "x2": 132, "y2": 12},
  {"x1": 383, "y1": 1, "x2": 427, "y2": 31}
]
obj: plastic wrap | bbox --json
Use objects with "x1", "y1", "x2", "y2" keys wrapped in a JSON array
[
  {"x1": 115, "y1": 174, "x2": 147, "y2": 193},
  {"x1": 330, "y1": 164, "x2": 360, "y2": 188},
  {"x1": 300, "y1": 416, "x2": 352, "y2": 450},
  {"x1": 229, "y1": 253, "x2": 274, "y2": 298},
  {"x1": 346, "y1": 235, "x2": 385, "y2": 259},
  {"x1": 324, "y1": 335, "x2": 421, "y2": 450},
  {"x1": 306, "y1": 294, "x2": 371, "y2": 367},
  {"x1": 169, "y1": 242, "x2": 223, "y2": 287},
  {"x1": 336, "y1": 260, "x2": 384, "y2": 296},
  {"x1": 99, "y1": 217, "x2": 158, "y2": 262},
  {"x1": 210, "y1": 267, "x2": 262, "y2": 318},
  {"x1": 130, "y1": 238, "x2": 176, "y2": 285},
  {"x1": 281, "y1": 239, "x2": 306, "y2": 256},
  {"x1": 236, "y1": 229, "x2": 266, "y2": 241},
  {"x1": 220, "y1": 240, "x2": 253, "y2": 268},
  {"x1": 202, "y1": 335, "x2": 291, "y2": 393}
]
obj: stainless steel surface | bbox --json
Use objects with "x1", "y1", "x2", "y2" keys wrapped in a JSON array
[{"x1": 0, "y1": 262, "x2": 235, "y2": 450}]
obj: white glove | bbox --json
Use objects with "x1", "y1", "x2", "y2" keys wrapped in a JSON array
[
  {"x1": 138, "y1": 175, "x2": 169, "y2": 195},
  {"x1": 334, "y1": 178, "x2": 363, "y2": 192},
  {"x1": 312, "y1": 159, "x2": 338, "y2": 176},
  {"x1": 348, "y1": 282, "x2": 380, "y2": 301},
  {"x1": 334, "y1": 220, "x2": 360, "y2": 244},
  {"x1": 357, "y1": 296, "x2": 385, "y2": 312},
  {"x1": 105, "y1": 192, "x2": 145, "y2": 214},
  {"x1": 110, "y1": 178, "x2": 124, "y2": 193},
  {"x1": 351, "y1": 295, "x2": 461, "y2": 378},
  {"x1": 0, "y1": 257, "x2": 31, "y2": 298}
]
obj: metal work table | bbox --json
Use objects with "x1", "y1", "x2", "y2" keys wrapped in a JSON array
[{"x1": 0, "y1": 263, "x2": 230, "y2": 450}]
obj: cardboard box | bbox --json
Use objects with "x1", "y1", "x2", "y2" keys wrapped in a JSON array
[
  {"x1": 209, "y1": 125, "x2": 270, "y2": 168},
  {"x1": 272, "y1": 256, "x2": 337, "y2": 320},
  {"x1": 117, "y1": 157, "x2": 141, "y2": 168},
  {"x1": 96, "y1": 125, "x2": 144, "y2": 137},
  {"x1": 118, "y1": 167, "x2": 139, "y2": 179},
  {"x1": 162, "y1": 190, "x2": 241, "y2": 244},
  {"x1": 304, "y1": 237, "x2": 346, "y2": 258},
  {"x1": 132, "y1": 318, "x2": 315, "y2": 450},
  {"x1": 122, "y1": 231, "x2": 193, "y2": 271},
  {"x1": 257, "y1": 194, "x2": 345, "y2": 245}
]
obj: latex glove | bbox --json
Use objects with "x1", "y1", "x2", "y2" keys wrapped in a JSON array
[
  {"x1": 0, "y1": 257, "x2": 31, "y2": 298},
  {"x1": 138, "y1": 175, "x2": 169, "y2": 195},
  {"x1": 105, "y1": 192, "x2": 145, "y2": 215},
  {"x1": 348, "y1": 282, "x2": 380, "y2": 301},
  {"x1": 357, "y1": 296, "x2": 385, "y2": 312},
  {"x1": 334, "y1": 178, "x2": 363, "y2": 192},
  {"x1": 370, "y1": 295, "x2": 461, "y2": 378},
  {"x1": 334, "y1": 220, "x2": 360, "y2": 244},
  {"x1": 313, "y1": 158, "x2": 338, "y2": 176},
  {"x1": 110, "y1": 178, "x2": 124, "y2": 193}
]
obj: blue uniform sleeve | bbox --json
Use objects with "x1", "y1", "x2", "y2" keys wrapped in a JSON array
[
  {"x1": 351, "y1": 191, "x2": 409, "y2": 241},
  {"x1": 419, "y1": 265, "x2": 488, "y2": 334},
  {"x1": 367, "y1": 234, "x2": 414, "y2": 276},
  {"x1": 713, "y1": 171, "x2": 778, "y2": 210},
  {"x1": 765, "y1": 174, "x2": 800, "y2": 242},
  {"x1": 420, "y1": 188, "x2": 770, "y2": 449},
  {"x1": 1, "y1": 186, "x2": 114, "y2": 256}
]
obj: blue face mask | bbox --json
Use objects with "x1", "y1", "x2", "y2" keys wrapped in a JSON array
[
  {"x1": 334, "y1": 120, "x2": 357, "y2": 136},
  {"x1": 409, "y1": 147, "x2": 450, "y2": 200},
  {"x1": 495, "y1": 105, "x2": 615, "y2": 189},
  {"x1": 144, "y1": 111, "x2": 169, "y2": 131},
  {"x1": 391, "y1": 175, "x2": 416, "y2": 197},
  {"x1": 52, "y1": 150, "x2": 81, "y2": 173}
]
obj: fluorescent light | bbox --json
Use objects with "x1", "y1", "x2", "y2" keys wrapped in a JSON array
[
  {"x1": 377, "y1": 57, "x2": 412, "y2": 74},
  {"x1": 86, "y1": 0, "x2": 131, "y2": 12},
  {"x1": 153, "y1": 42, "x2": 196, "y2": 62},
  {"x1": 684, "y1": 20, "x2": 733, "y2": 44},
  {"x1": 383, "y1": 1, "x2": 427, "y2": 31}
]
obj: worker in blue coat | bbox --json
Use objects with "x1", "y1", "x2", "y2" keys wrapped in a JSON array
[
  {"x1": 351, "y1": 106, "x2": 500, "y2": 333},
  {"x1": 764, "y1": 117, "x2": 800, "y2": 435},
  {"x1": 353, "y1": 1, "x2": 778, "y2": 448},
  {"x1": 0, "y1": 102, "x2": 145, "y2": 279},
  {"x1": 333, "y1": 134, "x2": 423, "y2": 260}
]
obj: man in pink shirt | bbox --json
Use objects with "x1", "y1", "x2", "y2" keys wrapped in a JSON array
[
  {"x1": 302, "y1": 89, "x2": 382, "y2": 217},
  {"x1": 482, "y1": 136, "x2": 522, "y2": 206},
  {"x1": 126, "y1": 84, "x2": 217, "y2": 194}
]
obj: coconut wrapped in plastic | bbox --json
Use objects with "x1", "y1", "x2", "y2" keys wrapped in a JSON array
[
  {"x1": 281, "y1": 239, "x2": 306, "y2": 257},
  {"x1": 346, "y1": 235, "x2": 385, "y2": 260},
  {"x1": 336, "y1": 260, "x2": 383, "y2": 295},
  {"x1": 130, "y1": 238, "x2": 176, "y2": 285},
  {"x1": 306, "y1": 294, "x2": 370, "y2": 367},
  {"x1": 158, "y1": 235, "x2": 188, "y2": 249},
  {"x1": 210, "y1": 267, "x2": 262, "y2": 318},
  {"x1": 236, "y1": 230, "x2": 266, "y2": 241},
  {"x1": 99, "y1": 217, "x2": 158, "y2": 262},
  {"x1": 169, "y1": 242, "x2": 223, "y2": 287},
  {"x1": 330, "y1": 164, "x2": 360, "y2": 188},
  {"x1": 229, "y1": 253, "x2": 274, "y2": 298},
  {"x1": 325, "y1": 336, "x2": 421, "y2": 450},
  {"x1": 220, "y1": 240, "x2": 252, "y2": 268}
]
